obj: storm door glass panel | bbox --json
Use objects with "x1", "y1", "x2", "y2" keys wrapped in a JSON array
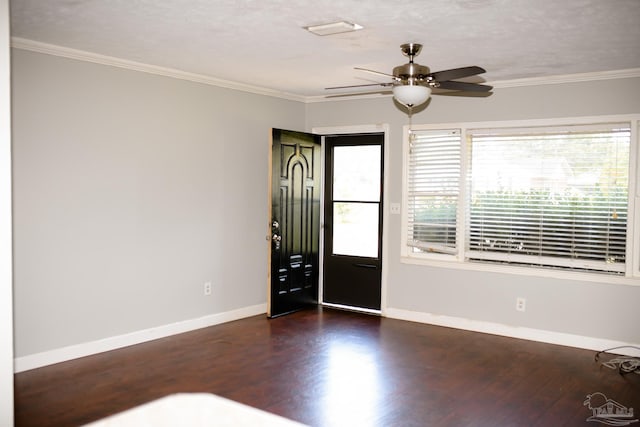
[
  {"x1": 333, "y1": 146, "x2": 381, "y2": 201},
  {"x1": 332, "y1": 145, "x2": 381, "y2": 257},
  {"x1": 333, "y1": 203, "x2": 379, "y2": 257}
]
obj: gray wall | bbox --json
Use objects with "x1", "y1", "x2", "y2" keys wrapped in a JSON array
[
  {"x1": 11, "y1": 49, "x2": 305, "y2": 357},
  {"x1": 306, "y1": 77, "x2": 640, "y2": 344},
  {"x1": 12, "y1": 46, "x2": 640, "y2": 360}
]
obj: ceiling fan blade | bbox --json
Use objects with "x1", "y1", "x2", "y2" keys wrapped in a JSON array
[
  {"x1": 325, "y1": 82, "x2": 392, "y2": 90},
  {"x1": 432, "y1": 89, "x2": 493, "y2": 98},
  {"x1": 354, "y1": 67, "x2": 397, "y2": 79},
  {"x1": 430, "y1": 66, "x2": 486, "y2": 82},
  {"x1": 436, "y1": 81, "x2": 493, "y2": 92},
  {"x1": 326, "y1": 89, "x2": 393, "y2": 99}
]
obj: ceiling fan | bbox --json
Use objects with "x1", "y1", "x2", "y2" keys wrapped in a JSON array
[{"x1": 326, "y1": 43, "x2": 492, "y2": 109}]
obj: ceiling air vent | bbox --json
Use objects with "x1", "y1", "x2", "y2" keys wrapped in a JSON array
[{"x1": 304, "y1": 21, "x2": 363, "y2": 36}]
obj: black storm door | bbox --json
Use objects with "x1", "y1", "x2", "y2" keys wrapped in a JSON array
[{"x1": 322, "y1": 133, "x2": 384, "y2": 310}]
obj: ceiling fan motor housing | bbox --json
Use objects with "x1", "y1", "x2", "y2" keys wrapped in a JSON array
[{"x1": 393, "y1": 63, "x2": 432, "y2": 85}]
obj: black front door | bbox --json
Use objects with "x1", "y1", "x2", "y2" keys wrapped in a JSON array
[
  {"x1": 267, "y1": 129, "x2": 321, "y2": 317},
  {"x1": 322, "y1": 133, "x2": 384, "y2": 310}
]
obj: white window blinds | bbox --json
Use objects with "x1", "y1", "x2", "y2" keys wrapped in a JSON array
[
  {"x1": 466, "y1": 123, "x2": 630, "y2": 273},
  {"x1": 407, "y1": 129, "x2": 461, "y2": 255}
]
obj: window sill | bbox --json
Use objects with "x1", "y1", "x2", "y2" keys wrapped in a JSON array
[{"x1": 399, "y1": 255, "x2": 640, "y2": 286}]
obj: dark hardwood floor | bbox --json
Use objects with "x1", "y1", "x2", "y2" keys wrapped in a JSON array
[{"x1": 14, "y1": 307, "x2": 640, "y2": 426}]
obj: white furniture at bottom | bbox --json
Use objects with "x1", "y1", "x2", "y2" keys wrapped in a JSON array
[{"x1": 84, "y1": 393, "x2": 307, "y2": 427}]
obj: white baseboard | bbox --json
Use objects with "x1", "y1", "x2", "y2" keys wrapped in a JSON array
[
  {"x1": 384, "y1": 307, "x2": 640, "y2": 357},
  {"x1": 15, "y1": 305, "x2": 638, "y2": 373},
  {"x1": 14, "y1": 303, "x2": 267, "y2": 373}
]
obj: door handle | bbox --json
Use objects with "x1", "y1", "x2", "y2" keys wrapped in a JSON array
[
  {"x1": 271, "y1": 233, "x2": 282, "y2": 250},
  {"x1": 353, "y1": 263, "x2": 377, "y2": 269},
  {"x1": 268, "y1": 220, "x2": 282, "y2": 249}
]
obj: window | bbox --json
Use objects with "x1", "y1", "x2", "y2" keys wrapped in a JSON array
[
  {"x1": 406, "y1": 129, "x2": 461, "y2": 255},
  {"x1": 403, "y1": 117, "x2": 639, "y2": 278}
]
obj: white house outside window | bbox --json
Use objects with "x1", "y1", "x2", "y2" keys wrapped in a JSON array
[{"x1": 402, "y1": 116, "x2": 640, "y2": 280}]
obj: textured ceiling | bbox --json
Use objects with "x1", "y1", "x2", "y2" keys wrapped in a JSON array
[{"x1": 9, "y1": 0, "x2": 640, "y2": 98}]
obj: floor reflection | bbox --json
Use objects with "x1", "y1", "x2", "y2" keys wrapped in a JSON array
[{"x1": 320, "y1": 338, "x2": 382, "y2": 426}]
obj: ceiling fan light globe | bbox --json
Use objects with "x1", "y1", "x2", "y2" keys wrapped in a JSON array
[{"x1": 393, "y1": 85, "x2": 432, "y2": 107}]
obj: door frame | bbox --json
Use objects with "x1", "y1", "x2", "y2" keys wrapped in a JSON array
[{"x1": 312, "y1": 124, "x2": 390, "y2": 315}]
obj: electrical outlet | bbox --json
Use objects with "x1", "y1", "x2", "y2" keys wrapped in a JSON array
[
  {"x1": 204, "y1": 281, "x2": 212, "y2": 296},
  {"x1": 516, "y1": 297, "x2": 526, "y2": 312}
]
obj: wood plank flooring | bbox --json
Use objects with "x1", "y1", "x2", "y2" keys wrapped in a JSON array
[{"x1": 14, "y1": 307, "x2": 640, "y2": 426}]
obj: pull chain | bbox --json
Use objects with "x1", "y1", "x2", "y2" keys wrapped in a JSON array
[{"x1": 408, "y1": 105, "x2": 415, "y2": 153}]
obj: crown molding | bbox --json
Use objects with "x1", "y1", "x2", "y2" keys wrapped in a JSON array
[
  {"x1": 10, "y1": 37, "x2": 306, "y2": 103},
  {"x1": 489, "y1": 68, "x2": 640, "y2": 88},
  {"x1": 12, "y1": 37, "x2": 640, "y2": 104}
]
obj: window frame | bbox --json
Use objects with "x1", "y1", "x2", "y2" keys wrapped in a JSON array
[{"x1": 400, "y1": 114, "x2": 640, "y2": 284}]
